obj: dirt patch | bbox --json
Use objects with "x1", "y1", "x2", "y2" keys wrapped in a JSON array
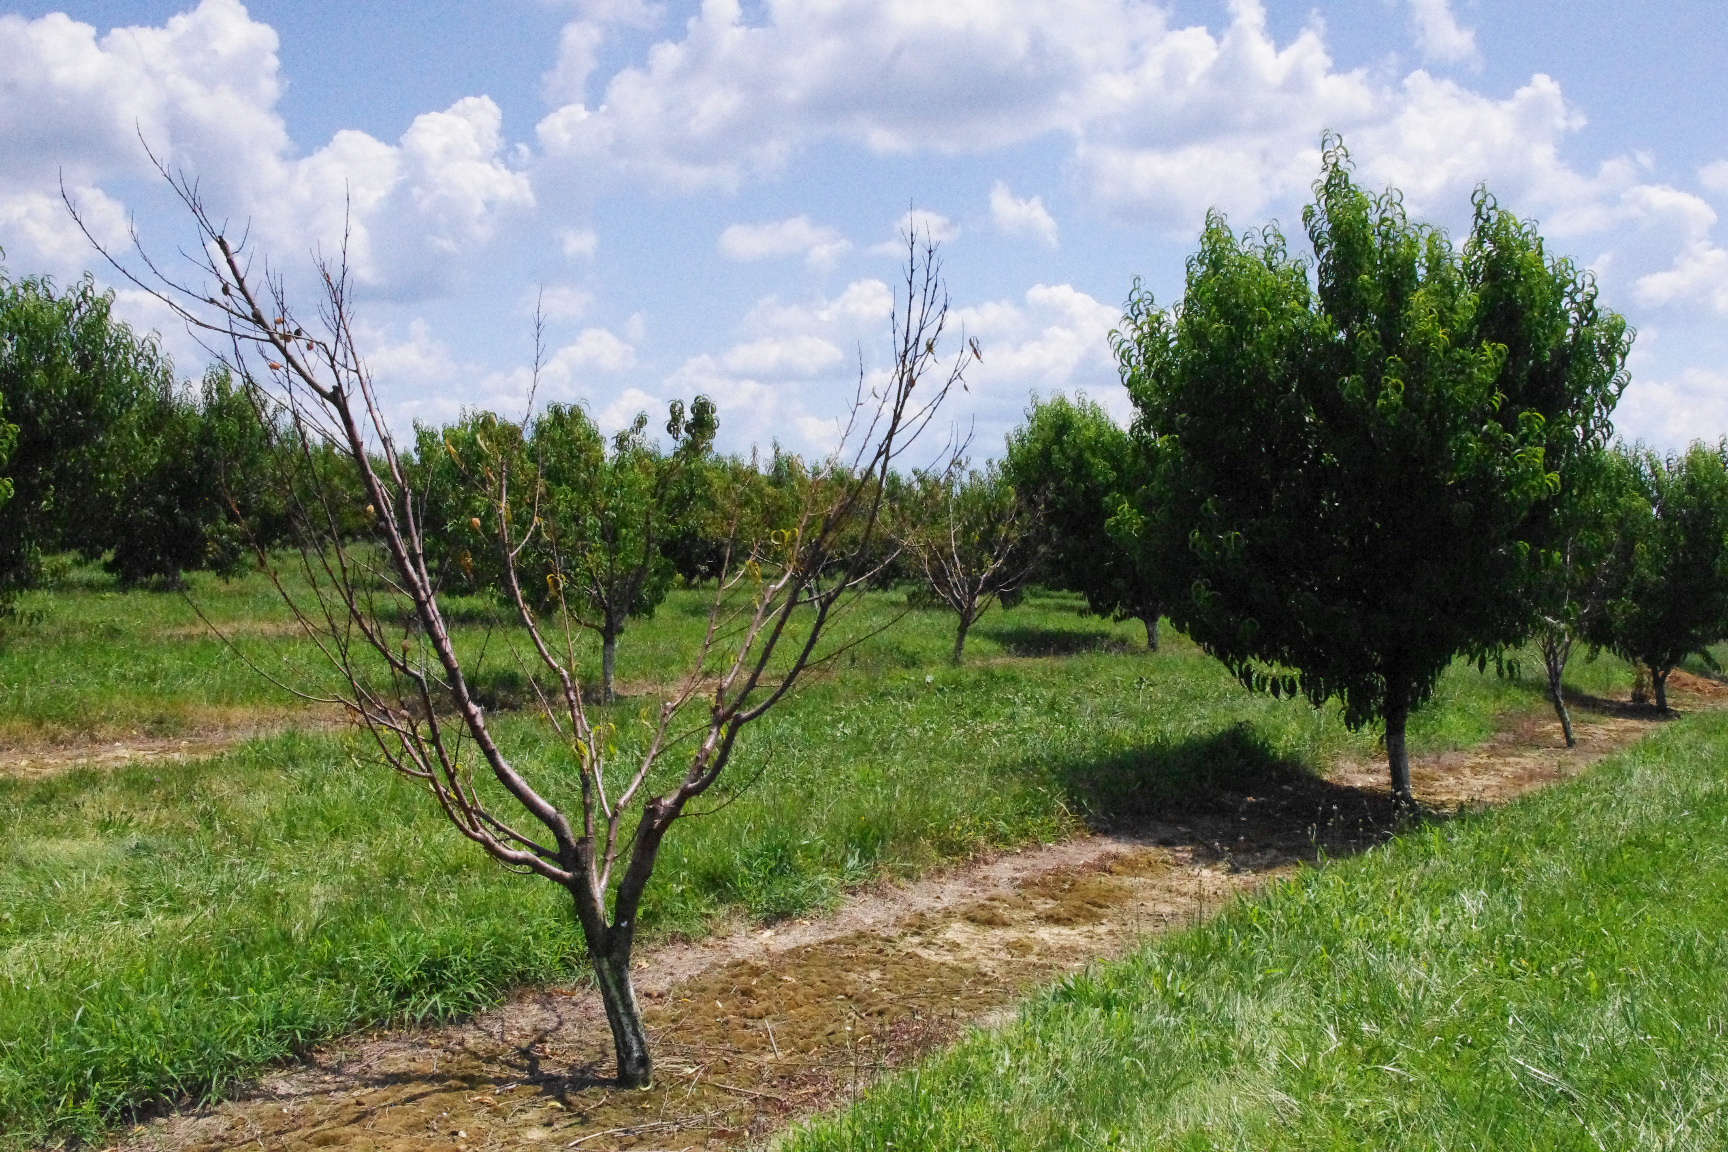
[
  {"x1": 0, "y1": 708, "x2": 348, "y2": 781},
  {"x1": 99, "y1": 695, "x2": 1685, "y2": 1152}
]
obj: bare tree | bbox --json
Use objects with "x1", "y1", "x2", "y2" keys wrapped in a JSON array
[
  {"x1": 71, "y1": 173, "x2": 970, "y2": 1088},
  {"x1": 900, "y1": 459, "x2": 1039, "y2": 664}
]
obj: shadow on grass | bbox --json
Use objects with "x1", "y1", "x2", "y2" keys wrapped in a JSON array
[
  {"x1": 1049, "y1": 724, "x2": 1428, "y2": 866},
  {"x1": 980, "y1": 623, "x2": 1140, "y2": 658}
]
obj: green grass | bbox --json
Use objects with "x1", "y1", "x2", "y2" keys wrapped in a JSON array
[
  {"x1": 0, "y1": 566, "x2": 1629, "y2": 1146},
  {"x1": 784, "y1": 708, "x2": 1728, "y2": 1152}
]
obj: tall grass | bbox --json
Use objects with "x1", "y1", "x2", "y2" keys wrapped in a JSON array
[
  {"x1": 0, "y1": 568, "x2": 1624, "y2": 1145},
  {"x1": 785, "y1": 709, "x2": 1728, "y2": 1151}
]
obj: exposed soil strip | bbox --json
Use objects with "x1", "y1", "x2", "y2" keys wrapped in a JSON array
[
  {"x1": 101, "y1": 688, "x2": 1704, "y2": 1152},
  {"x1": 0, "y1": 710, "x2": 347, "y2": 781}
]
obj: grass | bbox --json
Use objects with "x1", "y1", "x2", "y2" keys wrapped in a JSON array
[
  {"x1": 783, "y1": 708, "x2": 1728, "y2": 1152},
  {"x1": 0, "y1": 563, "x2": 1629, "y2": 1146}
]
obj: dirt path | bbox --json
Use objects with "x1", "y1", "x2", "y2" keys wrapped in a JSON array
[
  {"x1": 103, "y1": 690, "x2": 1699, "y2": 1152},
  {"x1": 0, "y1": 710, "x2": 347, "y2": 782}
]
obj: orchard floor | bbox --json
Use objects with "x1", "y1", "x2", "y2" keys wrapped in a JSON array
[{"x1": 99, "y1": 683, "x2": 1698, "y2": 1152}]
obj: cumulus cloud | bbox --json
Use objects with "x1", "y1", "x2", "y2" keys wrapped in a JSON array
[
  {"x1": 660, "y1": 278, "x2": 899, "y2": 453},
  {"x1": 1406, "y1": 0, "x2": 1479, "y2": 66},
  {"x1": 720, "y1": 334, "x2": 843, "y2": 375},
  {"x1": 535, "y1": 0, "x2": 1170, "y2": 191},
  {"x1": 1701, "y1": 161, "x2": 1728, "y2": 198},
  {"x1": 717, "y1": 216, "x2": 851, "y2": 266},
  {"x1": 956, "y1": 284, "x2": 1125, "y2": 425},
  {"x1": 1638, "y1": 242, "x2": 1728, "y2": 316},
  {"x1": 989, "y1": 182, "x2": 1059, "y2": 247},
  {"x1": 0, "y1": 1, "x2": 531, "y2": 298},
  {"x1": 1617, "y1": 367, "x2": 1728, "y2": 448}
]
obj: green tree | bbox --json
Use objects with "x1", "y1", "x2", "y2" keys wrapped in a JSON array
[
  {"x1": 99, "y1": 367, "x2": 288, "y2": 586},
  {"x1": 533, "y1": 401, "x2": 715, "y2": 700},
  {"x1": 899, "y1": 460, "x2": 1038, "y2": 664},
  {"x1": 1116, "y1": 140, "x2": 1631, "y2": 803},
  {"x1": 1593, "y1": 441, "x2": 1728, "y2": 713},
  {"x1": 0, "y1": 269, "x2": 178, "y2": 591},
  {"x1": 0, "y1": 391, "x2": 14, "y2": 512},
  {"x1": 1527, "y1": 446, "x2": 1638, "y2": 744},
  {"x1": 1003, "y1": 393, "x2": 1162, "y2": 648}
]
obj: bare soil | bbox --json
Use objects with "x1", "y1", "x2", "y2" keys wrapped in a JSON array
[
  {"x1": 99, "y1": 690, "x2": 1695, "y2": 1152},
  {"x1": 0, "y1": 708, "x2": 347, "y2": 781}
]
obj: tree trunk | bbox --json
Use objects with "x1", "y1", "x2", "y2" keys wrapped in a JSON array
[
  {"x1": 1654, "y1": 666, "x2": 1670, "y2": 713},
  {"x1": 1549, "y1": 673, "x2": 1575, "y2": 747},
  {"x1": 1142, "y1": 614, "x2": 1160, "y2": 652},
  {"x1": 590, "y1": 931, "x2": 651, "y2": 1087},
  {"x1": 1385, "y1": 678, "x2": 1412, "y2": 807},
  {"x1": 601, "y1": 623, "x2": 618, "y2": 704},
  {"x1": 1540, "y1": 634, "x2": 1575, "y2": 748},
  {"x1": 951, "y1": 611, "x2": 973, "y2": 665}
]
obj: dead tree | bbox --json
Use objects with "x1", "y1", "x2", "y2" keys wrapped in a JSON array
[
  {"x1": 899, "y1": 459, "x2": 1038, "y2": 663},
  {"x1": 73, "y1": 174, "x2": 970, "y2": 1088}
]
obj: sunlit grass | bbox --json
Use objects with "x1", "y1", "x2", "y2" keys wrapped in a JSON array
[
  {"x1": 784, "y1": 710, "x2": 1728, "y2": 1152},
  {"x1": 0, "y1": 564, "x2": 1630, "y2": 1146}
]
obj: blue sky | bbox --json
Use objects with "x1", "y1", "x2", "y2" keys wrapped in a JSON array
[{"x1": 1, "y1": 0, "x2": 1724, "y2": 456}]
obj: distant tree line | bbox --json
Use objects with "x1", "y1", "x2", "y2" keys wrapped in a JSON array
[{"x1": 12, "y1": 144, "x2": 1728, "y2": 803}]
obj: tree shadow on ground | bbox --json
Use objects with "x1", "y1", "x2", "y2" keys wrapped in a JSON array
[
  {"x1": 1048, "y1": 724, "x2": 1427, "y2": 867},
  {"x1": 980, "y1": 623, "x2": 1140, "y2": 658}
]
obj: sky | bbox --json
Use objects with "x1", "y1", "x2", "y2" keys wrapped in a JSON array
[{"x1": 0, "y1": 0, "x2": 1724, "y2": 458}]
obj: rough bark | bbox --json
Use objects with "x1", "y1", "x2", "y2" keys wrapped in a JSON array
[
  {"x1": 590, "y1": 936, "x2": 650, "y2": 1087},
  {"x1": 1384, "y1": 678, "x2": 1412, "y2": 806},
  {"x1": 600, "y1": 622, "x2": 619, "y2": 704},
  {"x1": 1655, "y1": 666, "x2": 1671, "y2": 713},
  {"x1": 952, "y1": 611, "x2": 973, "y2": 665},
  {"x1": 1142, "y1": 614, "x2": 1160, "y2": 652}
]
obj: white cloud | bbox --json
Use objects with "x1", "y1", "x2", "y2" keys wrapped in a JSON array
[
  {"x1": 717, "y1": 216, "x2": 851, "y2": 266},
  {"x1": 1701, "y1": 161, "x2": 1728, "y2": 198},
  {"x1": 958, "y1": 283, "x2": 1121, "y2": 398},
  {"x1": 550, "y1": 327, "x2": 636, "y2": 374},
  {"x1": 872, "y1": 209, "x2": 958, "y2": 254},
  {"x1": 989, "y1": 182, "x2": 1059, "y2": 247},
  {"x1": 597, "y1": 385, "x2": 665, "y2": 435},
  {"x1": 1617, "y1": 367, "x2": 1728, "y2": 449},
  {"x1": 556, "y1": 226, "x2": 599, "y2": 259},
  {"x1": 535, "y1": 284, "x2": 595, "y2": 321},
  {"x1": 1407, "y1": 0, "x2": 1479, "y2": 67},
  {"x1": 721, "y1": 334, "x2": 843, "y2": 375},
  {"x1": 2, "y1": 185, "x2": 128, "y2": 280},
  {"x1": 535, "y1": 0, "x2": 1170, "y2": 191},
  {"x1": 1637, "y1": 242, "x2": 1728, "y2": 316},
  {"x1": 0, "y1": 1, "x2": 531, "y2": 299},
  {"x1": 742, "y1": 278, "x2": 894, "y2": 333}
]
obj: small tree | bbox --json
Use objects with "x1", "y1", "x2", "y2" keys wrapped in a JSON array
[
  {"x1": 80, "y1": 176, "x2": 968, "y2": 1087},
  {"x1": 1593, "y1": 441, "x2": 1728, "y2": 712},
  {"x1": 1003, "y1": 393, "x2": 1161, "y2": 648},
  {"x1": 1526, "y1": 446, "x2": 1637, "y2": 744},
  {"x1": 1115, "y1": 139, "x2": 1630, "y2": 804},
  {"x1": 533, "y1": 398, "x2": 715, "y2": 703},
  {"x1": 899, "y1": 459, "x2": 1037, "y2": 663}
]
